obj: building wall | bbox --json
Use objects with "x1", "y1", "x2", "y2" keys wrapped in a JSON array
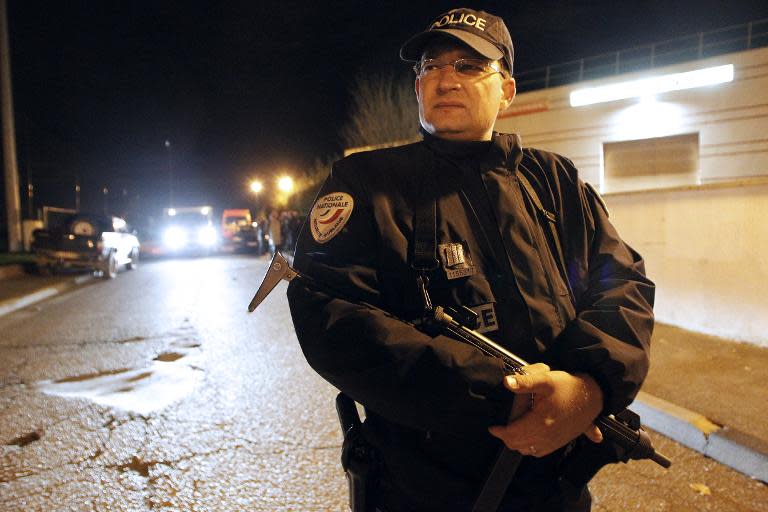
[
  {"x1": 496, "y1": 48, "x2": 768, "y2": 346},
  {"x1": 605, "y1": 180, "x2": 768, "y2": 347},
  {"x1": 496, "y1": 46, "x2": 768, "y2": 188}
]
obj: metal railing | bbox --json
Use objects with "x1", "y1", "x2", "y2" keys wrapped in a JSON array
[{"x1": 515, "y1": 18, "x2": 768, "y2": 92}]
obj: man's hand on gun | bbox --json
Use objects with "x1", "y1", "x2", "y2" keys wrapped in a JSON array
[{"x1": 489, "y1": 363, "x2": 605, "y2": 457}]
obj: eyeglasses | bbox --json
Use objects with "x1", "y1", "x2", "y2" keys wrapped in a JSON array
[{"x1": 413, "y1": 58, "x2": 504, "y2": 78}]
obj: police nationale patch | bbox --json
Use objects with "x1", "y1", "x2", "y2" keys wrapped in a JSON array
[{"x1": 310, "y1": 192, "x2": 354, "y2": 243}]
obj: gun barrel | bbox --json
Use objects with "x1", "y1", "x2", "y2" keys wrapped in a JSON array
[
  {"x1": 652, "y1": 451, "x2": 673, "y2": 469},
  {"x1": 595, "y1": 416, "x2": 671, "y2": 468}
]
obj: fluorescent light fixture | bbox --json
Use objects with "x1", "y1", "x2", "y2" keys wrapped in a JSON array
[
  {"x1": 570, "y1": 64, "x2": 734, "y2": 107},
  {"x1": 610, "y1": 97, "x2": 684, "y2": 142}
]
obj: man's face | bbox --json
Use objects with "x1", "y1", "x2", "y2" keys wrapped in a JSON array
[{"x1": 415, "y1": 41, "x2": 515, "y2": 141}]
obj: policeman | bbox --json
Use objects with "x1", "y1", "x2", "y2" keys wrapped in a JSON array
[{"x1": 287, "y1": 7, "x2": 654, "y2": 511}]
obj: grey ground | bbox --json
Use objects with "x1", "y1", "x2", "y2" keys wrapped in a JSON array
[{"x1": 0, "y1": 256, "x2": 766, "y2": 511}]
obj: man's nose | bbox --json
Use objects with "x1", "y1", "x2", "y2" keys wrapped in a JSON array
[{"x1": 435, "y1": 65, "x2": 461, "y2": 91}]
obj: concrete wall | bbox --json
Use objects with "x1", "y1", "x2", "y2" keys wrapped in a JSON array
[
  {"x1": 496, "y1": 48, "x2": 768, "y2": 346},
  {"x1": 605, "y1": 179, "x2": 768, "y2": 347}
]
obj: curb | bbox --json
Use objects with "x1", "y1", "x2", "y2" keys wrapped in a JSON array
[
  {"x1": 631, "y1": 391, "x2": 768, "y2": 482},
  {"x1": 0, "y1": 274, "x2": 94, "y2": 318},
  {"x1": 0, "y1": 264, "x2": 26, "y2": 280}
]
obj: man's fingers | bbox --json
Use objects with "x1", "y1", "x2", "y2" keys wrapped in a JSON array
[
  {"x1": 488, "y1": 421, "x2": 553, "y2": 457},
  {"x1": 488, "y1": 421, "x2": 532, "y2": 451},
  {"x1": 508, "y1": 391, "x2": 533, "y2": 421},
  {"x1": 504, "y1": 371, "x2": 553, "y2": 394},
  {"x1": 583, "y1": 424, "x2": 603, "y2": 443},
  {"x1": 503, "y1": 363, "x2": 551, "y2": 393},
  {"x1": 521, "y1": 363, "x2": 550, "y2": 374},
  {"x1": 488, "y1": 425, "x2": 505, "y2": 439}
]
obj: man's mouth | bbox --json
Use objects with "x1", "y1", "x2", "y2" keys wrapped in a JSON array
[{"x1": 434, "y1": 102, "x2": 465, "y2": 109}]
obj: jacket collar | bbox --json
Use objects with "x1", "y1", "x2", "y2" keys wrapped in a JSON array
[{"x1": 421, "y1": 128, "x2": 523, "y2": 171}]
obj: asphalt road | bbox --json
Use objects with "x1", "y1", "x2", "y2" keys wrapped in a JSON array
[{"x1": 0, "y1": 256, "x2": 765, "y2": 511}]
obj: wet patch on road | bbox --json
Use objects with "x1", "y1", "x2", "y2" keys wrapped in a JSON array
[
  {"x1": 54, "y1": 368, "x2": 133, "y2": 383},
  {"x1": 6, "y1": 430, "x2": 41, "y2": 447},
  {"x1": 35, "y1": 336, "x2": 204, "y2": 416},
  {"x1": 116, "y1": 335, "x2": 147, "y2": 344},
  {"x1": 153, "y1": 352, "x2": 184, "y2": 362},
  {"x1": 117, "y1": 455, "x2": 152, "y2": 477}
]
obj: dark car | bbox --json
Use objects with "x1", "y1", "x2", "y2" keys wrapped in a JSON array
[
  {"x1": 32, "y1": 213, "x2": 140, "y2": 279},
  {"x1": 221, "y1": 208, "x2": 262, "y2": 253}
]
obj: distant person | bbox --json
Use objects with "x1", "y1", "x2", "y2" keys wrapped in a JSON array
[
  {"x1": 287, "y1": 7, "x2": 654, "y2": 511},
  {"x1": 289, "y1": 211, "x2": 303, "y2": 252},
  {"x1": 279, "y1": 211, "x2": 292, "y2": 252},
  {"x1": 267, "y1": 210, "x2": 282, "y2": 257},
  {"x1": 254, "y1": 212, "x2": 268, "y2": 255},
  {"x1": 280, "y1": 210, "x2": 301, "y2": 254}
]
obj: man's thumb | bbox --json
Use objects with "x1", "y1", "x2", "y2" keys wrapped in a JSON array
[
  {"x1": 505, "y1": 373, "x2": 551, "y2": 394},
  {"x1": 504, "y1": 375, "x2": 532, "y2": 392}
]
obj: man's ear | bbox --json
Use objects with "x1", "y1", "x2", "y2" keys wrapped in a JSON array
[
  {"x1": 499, "y1": 76, "x2": 516, "y2": 111},
  {"x1": 414, "y1": 77, "x2": 421, "y2": 101}
]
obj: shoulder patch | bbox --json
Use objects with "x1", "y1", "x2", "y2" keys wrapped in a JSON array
[
  {"x1": 584, "y1": 182, "x2": 609, "y2": 217},
  {"x1": 309, "y1": 192, "x2": 355, "y2": 243}
]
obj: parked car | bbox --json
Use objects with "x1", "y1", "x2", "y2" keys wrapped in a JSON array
[
  {"x1": 221, "y1": 208, "x2": 261, "y2": 253},
  {"x1": 32, "y1": 213, "x2": 140, "y2": 279}
]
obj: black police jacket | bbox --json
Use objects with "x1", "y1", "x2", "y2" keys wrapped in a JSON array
[{"x1": 287, "y1": 132, "x2": 654, "y2": 509}]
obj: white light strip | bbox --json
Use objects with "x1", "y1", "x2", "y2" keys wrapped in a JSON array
[{"x1": 570, "y1": 64, "x2": 734, "y2": 107}]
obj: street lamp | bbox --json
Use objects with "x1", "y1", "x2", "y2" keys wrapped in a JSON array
[
  {"x1": 277, "y1": 175, "x2": 294, "y2": 193},
  {"x1": 274, "y1": 175, "x2": 295, "y2": 208},
  {"x1": 102, "y1": 186, "x2": 109, "y2": 215},
  {"x1": 250, "y1": 180, "x2": 263, "y2": 194},
  {"x1": 165, "y1": 139, "x2": 173, "y2": 206}
]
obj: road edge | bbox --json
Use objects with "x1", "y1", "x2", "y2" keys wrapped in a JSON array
[
  {"x1": 631, "y1": 390, "x2": 767, "y2": 482},
  {"x1": 0, "y1": 274, "x2": 94, "y2": 318}
]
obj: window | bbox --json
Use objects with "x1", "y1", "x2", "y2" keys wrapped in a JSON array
[{"x1": 603, "y1": 133, "x2": 699, "y2": 193}]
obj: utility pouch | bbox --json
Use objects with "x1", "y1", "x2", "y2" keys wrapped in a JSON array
[{"x1": 336, "y1": 393, "x2": 377, "y2": 512}]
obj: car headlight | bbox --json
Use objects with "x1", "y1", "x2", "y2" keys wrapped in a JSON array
[
  {"x1": 198, "y1": 226, "x2": 218, "y2": 246},
  {"x1": 163, "y1": 226, "x2": 188, "y2": 249}
]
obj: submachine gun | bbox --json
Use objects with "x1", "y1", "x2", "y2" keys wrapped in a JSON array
[{"x1": 248, "y1": 252, "x2": 671, "y2": 511}]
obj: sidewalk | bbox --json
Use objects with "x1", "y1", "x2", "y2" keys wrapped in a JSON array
[
  {"x1": 0, "y1": 265, "x2": 94, "y2": 317},
  {"x1": 0, "y1": 265, "x2": 766, "y2": 482},
  {"x1": 631, "y1": 323, "x2": 768, "y2": 481}
]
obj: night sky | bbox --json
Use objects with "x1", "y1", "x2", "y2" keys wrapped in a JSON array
[{"x1": 5, "y1": 0, "x2": 768, "y2": 222}]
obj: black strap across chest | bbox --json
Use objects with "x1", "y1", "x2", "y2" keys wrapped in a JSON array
[{"x1": 411, "y1": 185, "x2": 439, "y2": 272}]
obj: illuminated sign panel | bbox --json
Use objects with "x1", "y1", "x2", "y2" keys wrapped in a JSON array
[
  {"x1": 499, "y1": 100, "x2": 550, "y2": 118},
  {"x1": 570, "y1": 64, "x2": 734, "y2": 107}
]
